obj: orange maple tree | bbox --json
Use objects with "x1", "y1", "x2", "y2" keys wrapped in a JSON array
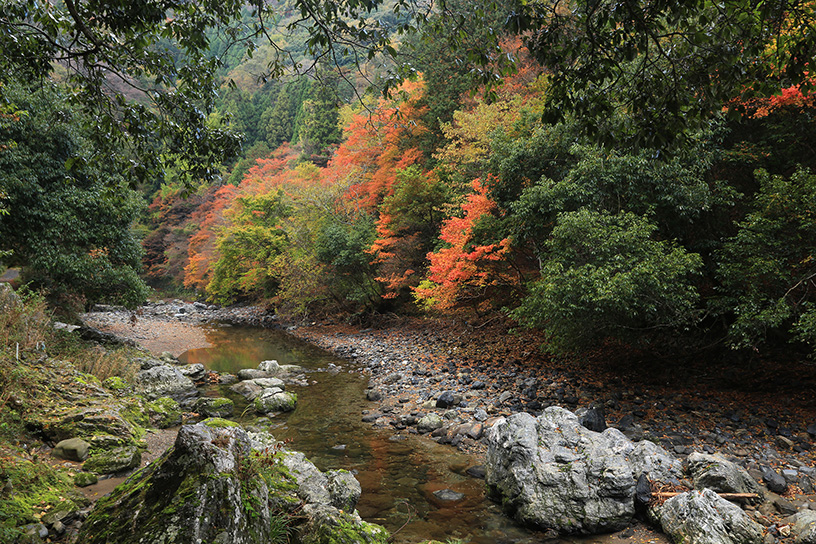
[{"x1": 414, "y1": 178, "x2": 515, "y2": 312}]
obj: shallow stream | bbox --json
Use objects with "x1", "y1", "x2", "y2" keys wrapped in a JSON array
[{"x1": 178, "y1": 324, "x2": 635, "y2": 544}]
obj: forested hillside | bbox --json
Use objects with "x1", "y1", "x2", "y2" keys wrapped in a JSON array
[{"x1": 2, "y1": 0, "x2": 815, "y2": 361}]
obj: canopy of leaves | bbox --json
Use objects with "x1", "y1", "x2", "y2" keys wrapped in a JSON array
[
  {"x1": 512, "y1": 209, "x2": 702, "y2": 353},
  {"x1": 0, "y1": 81, "x2": 149, "y2": 307}
]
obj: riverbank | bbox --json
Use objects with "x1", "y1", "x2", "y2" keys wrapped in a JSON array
[{"x1": 81, "y1": 300, "x2": 816, "y2": 541}]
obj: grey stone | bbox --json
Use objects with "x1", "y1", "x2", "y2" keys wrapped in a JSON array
[
  {"x1": 793, "y1": 510, "x2": 816, "y2": 544},
  {"x1": 417, "y1": 413, "x2": 444, "y2": 433},
  {"x1": 473, "y1": 408, "x2": 489, "y2": 422},
  {"x1": 179, "y1": 363, "x2": 206, "y2": 381},
  {"x1": 52, "y1": 438, "x2": 90, "y2": 462},
  {"x1": 258, "y1": 360, "x2": 280, "y2": 373},
  {"x1": 580, "y1": 406, "x2": 607, "y2": 432},
  {"x1": 237, "y1": 368, "x2": 273, "y2": 380},
  {"x1": 230, "y1": 380, "x2": 264, "y2": 400},
  {"x1": 436, "y1": 391, "x2": 456, "y2": 408},
  {"x1": 761, "y1": 466, "x2": 788, "y2": 494},
  {"x1": 686, "y1": 452, "x2": 764, "y2": 500},
  {"x1": 253, "y1": 390, "x2": 296, "y2": 414},
  {"x1": 134, "y1": 365, "x2": 196, "y2": 401},
  {"x1": 326, "y1": 470, "x2": 362, "y2": 512},
  {"x1": 655, "y1": 488, "x2": 764, "y2": 544},
  {"x1": 433, "y1": 489, "x2": 465, "y2": 502},
  {"x1": 486, "y1": 407, "x2": 681, "y2": 534}
]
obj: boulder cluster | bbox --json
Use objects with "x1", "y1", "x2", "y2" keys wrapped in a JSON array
[{"x1": 485, "y1": 406, "x2": 816, "y2": 544}]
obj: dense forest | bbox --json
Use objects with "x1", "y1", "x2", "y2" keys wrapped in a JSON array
[{"x1": 2, "y1": 0, "x2": 815, "y2": 360}]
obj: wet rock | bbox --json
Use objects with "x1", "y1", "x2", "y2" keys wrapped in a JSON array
[
  {"x1": 433, "y1": 489, "x2": 465, "y2": 502},
  {"x1": 467, "y1": 465, "x2": 486, "y2": 479},
  {"x1": 361, "y1": 412, "x2": 383, "y2": 423},
  {"x1": 254, "y1": 390, "x2": 297, "y2": 414},
  {"x1": 486, "y1": 407, "x2": 682, "y2": 534},
  {"x1": 134, "y1": 364, "x2": 197, "y2": 401},
  {"x1": 654, "y1": 488, "x2": 764, "y2": 544},
  {"x1": 686, "y1": 452, "x2": 764, "y2": 500},
  {"x1": 436, "y1": 391, "x2": 456, "y2": 408},
  {"x1": 194, "y1": 397, "x2": 234, "y2": 418},
  {"x1": 52, "y1": 438, "x2": 90, "y2": 462},
  {"x1": 761, "y1": 466, "x2": 788, "y2": 494}
]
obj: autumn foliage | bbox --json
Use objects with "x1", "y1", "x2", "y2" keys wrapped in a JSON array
[{"x1": 414, "y1": 178, "x2": 514, "y2": 311}]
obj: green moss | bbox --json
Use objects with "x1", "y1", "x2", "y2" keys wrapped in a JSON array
[
  {"x1": 305, "y1": 512, "x2": 389, "y2": 544},
  {"x1": 83, "y1": 445, "x2": 141, "y2": 474},
  {"x1": 102, "y1": 376, "x2": 129, "y2": 391},
  {"x1": 0, "y1": 453, "x2": 89, "y2": 541},
  {"x1": 203, "y1": 417, "x2": 241, "y2": 428},
  {"x1": 146, "y1": 397, "x2": 182, "y2": 428},
  {"x1": 74, "y1": 472, "x2": 98, "y2": 487}
]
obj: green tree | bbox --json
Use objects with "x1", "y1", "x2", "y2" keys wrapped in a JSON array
[
  {"x1": 512, "y1": 209, "x2": 702, "y2": 353},
  {"x1": 0, "y1": 0, "x2": 434, "y2": 183},
  {"x1": 716, "y1": 168, "x2": 816, "y2": 354},
  {"x1": 207, "y1": 191, "x2": 290, "y2": 304},
  {"x1": 0, "y1": 81, "x2": 149, "y2": 307},
  {"x1": 505, "y1": 0, "x2": 816, "y2": 149}
]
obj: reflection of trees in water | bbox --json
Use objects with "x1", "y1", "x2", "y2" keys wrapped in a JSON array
[{"x1": 180, "y1": 328, "x2": 310, "y2": 373}]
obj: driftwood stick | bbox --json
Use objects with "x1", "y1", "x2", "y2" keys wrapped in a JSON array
[{"x1": 654, "y1": 492, "x2": 759, "y2": 500}]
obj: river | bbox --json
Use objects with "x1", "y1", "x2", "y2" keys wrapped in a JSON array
[{"x1": 178, "y1": 323, "x2": 658, "y2": 544}]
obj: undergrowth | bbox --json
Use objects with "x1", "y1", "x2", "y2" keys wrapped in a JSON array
[{"x1": 0, "y1": 451, "x2": 89, "y2": 542}]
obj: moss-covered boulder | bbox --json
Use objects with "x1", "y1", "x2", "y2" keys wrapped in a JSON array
[
  {"x1": 83, "y1": 445, "x2": 141, "y2": 474},
  {"x1": 254, "y1": 390, "x2": 297, "y2": 414},
  {"x1": 300, "y1": 504, "x2": 389, "y2": 544},
  {"x1": 78, "y1": 422, "x2": 386, "y2": 544},
  {"x1": 193, "y1": 397, "x2": 234, "y2": 418},
  {"x1": 134, "y1": 364, "x2": 196, "y2": 401},
  {"x1": 74, "y1": 472, "x2": 98, "y2": 487},
  {"x1": 146, "y1": 396, "x2": 182, "y2": 428}
]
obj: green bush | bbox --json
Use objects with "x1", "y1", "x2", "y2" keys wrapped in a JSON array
[{"x1": 512, "y1": 209, "x2": 702, "y2": 353}]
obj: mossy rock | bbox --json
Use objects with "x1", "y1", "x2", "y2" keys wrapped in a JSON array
[
  {"x1": 74, "y1": 472, "x2": 98, "y2": 487},
  {"x1": 194, "y1": 397, "x2": 234, "y2": 418},
  {"x1": 300, "y1": 505, "x2": 389, "y2": 544},
  {"x1": 146, "y1": 396, "x2": 182, "y2": 428},
  {"x1": 102, "y1": 376, "x2": 130, "y2": 392},
  {"x1": 202, "y1": 417, "x2": 240, "y2": 428},
  {"x1": 254, "y1": 391, "x2": 297, "y2": 414},
  {"x1": 83, "y1": 445, "x2": 141, "y2": 474}
]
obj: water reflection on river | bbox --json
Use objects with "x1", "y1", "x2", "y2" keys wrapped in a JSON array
[{"x1": 179, "y1": 324, "x2": 619, "y2": 544}]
